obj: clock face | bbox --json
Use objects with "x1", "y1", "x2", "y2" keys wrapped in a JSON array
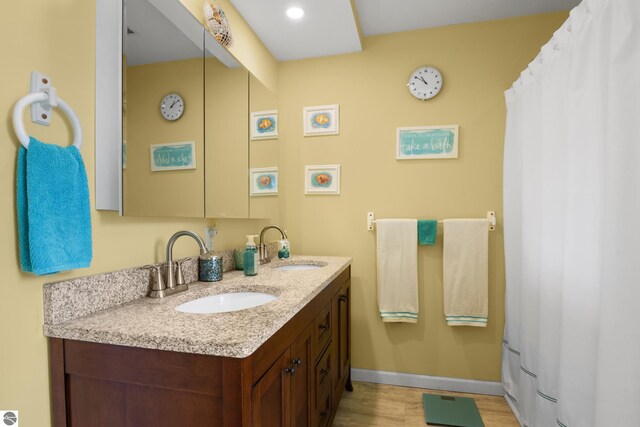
[
  {"x1": 407, "y1": 66, "x2": 443, "y2": 100},
  {"x1": 160, "y1": 93, "x2": 184, "y2": 121}
]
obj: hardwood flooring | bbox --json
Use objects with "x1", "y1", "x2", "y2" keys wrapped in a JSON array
[{"x1": 332, "y1": 381, "x2": 519, "y2": 427}]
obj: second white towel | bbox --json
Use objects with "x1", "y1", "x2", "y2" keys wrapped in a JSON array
[
  {"x1": 443, "y1": 219, "x2": 489, "y2": 327},
  {"x1": 376, "y1": 219, "x2": 418, "y2": 323}
]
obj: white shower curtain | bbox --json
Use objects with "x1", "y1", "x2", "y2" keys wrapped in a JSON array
[{"x1": 502, "y1": 0, "x2": 640, "y2": 426}]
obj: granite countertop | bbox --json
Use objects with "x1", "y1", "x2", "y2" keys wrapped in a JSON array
[{"x1": 43, "y1": 256, "x2": 351, "y2": 358}]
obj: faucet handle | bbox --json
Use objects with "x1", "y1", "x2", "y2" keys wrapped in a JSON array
[
  {"x1": 143, "y1": 265, "x2": 166, "y2": 298},
  {"x1": 175, "y1": 259, "x2": 187, "y2": 286}
]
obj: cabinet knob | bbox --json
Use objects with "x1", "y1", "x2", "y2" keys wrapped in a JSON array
[
  {"x1": 320, "y1": 410, "x2": 328, "y2": 418},
  {"x1": 320, "y1": 367, "x2": 330, "y2": 377},
  {"x1": 292, "y1": 357, "x2": 302, "y2": 367},
  {"x1": 284, "y1": 366, "x2": 295, "y2": 375},
  {"x1": 318, "y1": 323, "x2": 329, "y2": 331},
  {"x1": 339, "y1": 294, "x2": 348, "y2": 303}
]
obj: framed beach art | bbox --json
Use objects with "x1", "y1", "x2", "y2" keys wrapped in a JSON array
[
  {"x1": 305, "y1": 165, "x2": 341, "y2": 195},
  {"x1": 303, "y1": 104, "x2": 340, "y2": 136},
  {"x1": 250, "y1": 110, "x2": 278, "y2": 140},
  {"x1": 250, "y1": 167, "x2": 278, "y2": 196},
  {"x1": 396, "y1": 125, "x2": 459, "y2": 159},
  {"x1": 150, "y1": 141, "x2": 196, "y2": 171}
]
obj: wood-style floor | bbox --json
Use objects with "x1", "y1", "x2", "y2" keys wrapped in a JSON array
[{"x1": 332, "y1": 382, "x2": 519, "y2": 426}]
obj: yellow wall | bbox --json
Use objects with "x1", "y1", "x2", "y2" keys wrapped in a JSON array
[
  {"x1": 180, "y1": 0, "x2": 278, "y2": 93},
  {"x1": 277, "y1": 12, "x2": 567, "y2": 381},
  {"x1": 125, "y1": 59, "x2": 205, "y2": 217},
  {"x1": 249, "y1": 74, "x2": 279, "y2": 219},
  {"x1": 0, "y1": 1, "x2": 269, "y2": 424}
]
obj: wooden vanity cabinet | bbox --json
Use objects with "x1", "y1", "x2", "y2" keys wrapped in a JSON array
[{"x1": 49, "y1": 267, "x2": 351, "y2": 427}]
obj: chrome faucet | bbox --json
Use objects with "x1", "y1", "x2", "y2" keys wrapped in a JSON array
[
  {"x1": 258, "y1": 225, "x2": 287, "y2": 264},
  {"x1": 164, "y1": 230, "x2": 208, "y2": 295}
]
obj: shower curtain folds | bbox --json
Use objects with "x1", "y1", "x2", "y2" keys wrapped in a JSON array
[{"x1": 502, "y1": 0, "x2": 640, "y2": 426}]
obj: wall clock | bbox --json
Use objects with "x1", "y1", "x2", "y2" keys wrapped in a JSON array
[
  {"x1": 160, "y1": 93, "x2": 184, "y2": 121},
  {"x1": 407, "y1": 66, "x2": 443, "y2": 100}
]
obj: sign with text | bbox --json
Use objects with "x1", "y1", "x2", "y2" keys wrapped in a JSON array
[
  {"x1": 396, "y1": 125, "x2": 459, "y2": 159},
  {"x1": 150, "y1": 141, "x2": 196, "y2": 171}
]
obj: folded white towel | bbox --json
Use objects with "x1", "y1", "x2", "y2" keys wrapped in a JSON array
[
  {"x1": 443, "y1": 219, "x2": 489, "y2": 327},
  {"x1": 376, "y1": 219, "x2": 418, "y2": 323}
]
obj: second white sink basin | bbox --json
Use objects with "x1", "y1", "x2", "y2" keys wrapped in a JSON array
[
  {"x1": 272, "y1": 264, "x2": 323, "y2": 271},
  {"x1": 176, "y1": 292, "x2": 277, "y2": 314}
]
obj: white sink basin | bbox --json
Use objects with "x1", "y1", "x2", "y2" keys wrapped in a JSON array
[
  {"x1": 176, "y1": 292, "x2": 277, "y2": 314},
  {"x1": 272, "y1": 264, "x2": 323, "y2": 271}
]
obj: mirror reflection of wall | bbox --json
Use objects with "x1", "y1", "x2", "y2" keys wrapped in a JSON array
[
  {"x1": 121, "y1": 0, "x2": 278, "y2": 220},
  {"x1": 204, "y1": 33, "x2": 249, "y2": 218},
  {"x1": 123, "y1": 0, "x2": 205, "y2": 217}
]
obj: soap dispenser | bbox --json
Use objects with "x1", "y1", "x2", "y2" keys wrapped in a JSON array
[{"x1": 243, "y1": 235, "x2": 259, "y2": 276}]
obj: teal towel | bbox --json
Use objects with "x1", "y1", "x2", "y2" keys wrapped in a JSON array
[
  {"x1": 418, "y1": 220, "x2": 438, "y2": 245},
  {"x1": 17, "y1": 137, "x2": 92, "y2": 275}
]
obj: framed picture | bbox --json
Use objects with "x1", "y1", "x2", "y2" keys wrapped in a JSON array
[
  {"x1": 305, "y1": 165, "x2": 341, "y2": 195},
  {"x1": 250, "y1": 110, "x2": 278, "y2": 140},
  {"x1": 150, "y1": 141, "x2": 196, "y2": 171},
  {"x1": 250, "y1": 167, "x2": 278, "y2": 196},
  {"x1": 396, "y1": 125, "x2": 459, "y2": 159},
  {"x1": 303, "y1": 104, "x2": 339, "y2": 136}
]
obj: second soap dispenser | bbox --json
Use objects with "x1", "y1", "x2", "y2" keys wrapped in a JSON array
[{"x1": 243, "y1": 235, "x2": 259, "y2": 276}]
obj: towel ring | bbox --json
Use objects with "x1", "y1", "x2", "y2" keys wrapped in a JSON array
[{"x1": 12, "y1": 91, "x2": 83, "y2": 150}]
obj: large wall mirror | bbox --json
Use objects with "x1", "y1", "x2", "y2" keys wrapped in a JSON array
[{"x1": 121, "y1": 0, "x2": 277, "y2": 219}]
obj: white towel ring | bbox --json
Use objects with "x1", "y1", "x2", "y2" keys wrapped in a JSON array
[{"x1": 12, "y1": 91, "x2": 83, "y2": 150}]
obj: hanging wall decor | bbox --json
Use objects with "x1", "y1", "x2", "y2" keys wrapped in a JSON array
[
  {"x1": 396, "y1": 125, "x2": 459, "y2": 159},
  {"x1": 250, "y1": 110, "x2": 278, "y2": 140},
  {"x1": 303, "y1": 105, "x2": 340, "y2": 136},
  {"x1": 203, "y1": 0, "x2": 233, "y2": 47},
  {"x1": 305, "y1": 165, "x2": 341, "y2": 194},
  {"x1": 250, "y1": 167, "x2": 278, "y2": 196},
  {"x1": 150, "y1": 141, "x2": 196, "y2": 171}
]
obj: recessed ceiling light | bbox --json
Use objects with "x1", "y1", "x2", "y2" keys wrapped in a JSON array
[{"x1": 286, "y1": 7, "x2": 305, "y2": 20}]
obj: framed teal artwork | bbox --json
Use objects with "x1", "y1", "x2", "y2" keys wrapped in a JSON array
[
  {"x1": 149, "y1": 141, "x2": 196, "y2": 171},
  {"x1": 396, "y1": 125, "x2": 459, "y2": 159},
  {"x1": 305, "y1": 164, "x2": 341, "y2": 194},
  {"x1": 303, "y1": 104, "x2": 339, "y2": 136},
  {"x1": 250, "y1": 110, "x2": 278, "y2": 140},
  {"x1": 250, "y1": 167, "x2": 278, "y2": 196}
]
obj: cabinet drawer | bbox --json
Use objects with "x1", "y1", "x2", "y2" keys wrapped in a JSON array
[
  {"x1": 315, "y1": 383, "x2": 332, "y2": 427},
  {"x1": 315, "y1": 344, "x2": 333, "y2": 395},
  {"x1": 312, "y1": 302, "x2": 332, "y2": 361}
]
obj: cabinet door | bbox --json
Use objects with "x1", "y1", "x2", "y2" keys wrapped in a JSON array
[
  {"x1": 252, "y1": 351, "x2": 290, "y2": 427},
  {"x1": 290, "y1": 325, "x2": 312, "y2": 427}
]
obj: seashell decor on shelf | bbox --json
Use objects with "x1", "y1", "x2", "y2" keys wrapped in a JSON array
[{"x1": 203, "y1": 0, "x2": 233, "y2": 47}]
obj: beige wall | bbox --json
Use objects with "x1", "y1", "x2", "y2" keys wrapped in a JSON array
[
  {"x1": 249, "y1": 74, "x2": 279, "y2": 219},
  {"x1": 125, "y1": 59, "x2": 205, "y2": 217},
  {"x1": 205, "y1": 58, "x2": 250, "y2": 218},
  {"x1": 0, "y1": 1, "x2": 269, "y2": 425},
  {"x1": 277, "y1": 13, "x2": 567, "y2": 381}
]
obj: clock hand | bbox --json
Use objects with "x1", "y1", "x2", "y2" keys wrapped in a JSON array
[
  {"x1": 170, "y1": 100, "x2": 177, "y2": 108},
  {"x1": 418, "y1": 76, "x2": 429, "y2": 85}
]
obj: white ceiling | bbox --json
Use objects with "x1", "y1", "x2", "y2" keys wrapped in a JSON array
[
  {"x1": 228, "y1": 0, "x2": 362, "y2": 61},
  {"x1": 229, "y1": 0, "x2": 581, "y2": 61}
]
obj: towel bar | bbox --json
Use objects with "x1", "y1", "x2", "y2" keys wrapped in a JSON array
[
  {"x1": 367, "y1": 211, "x2": 497, "y2": 232},
  {"x1": 12, "y1": 72, "x2": 83, "y2": 150}
]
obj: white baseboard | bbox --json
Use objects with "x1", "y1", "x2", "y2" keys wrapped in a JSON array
[{"x1": 351, "y1": 368, "x2": 504, "y2": 396}]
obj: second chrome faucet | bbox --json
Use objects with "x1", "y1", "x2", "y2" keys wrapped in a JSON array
[{"x1": 258, "y1": 225, "x2": 287, "y2": 264}]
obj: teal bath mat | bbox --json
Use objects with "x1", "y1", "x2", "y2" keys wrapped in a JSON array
[{"x1": 422, "y1": 393, "x2": 484, "y2": 427}]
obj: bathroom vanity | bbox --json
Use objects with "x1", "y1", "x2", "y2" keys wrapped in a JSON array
[{"x1": 44, "y1": 256, "x2": 351, "y2": 426}]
